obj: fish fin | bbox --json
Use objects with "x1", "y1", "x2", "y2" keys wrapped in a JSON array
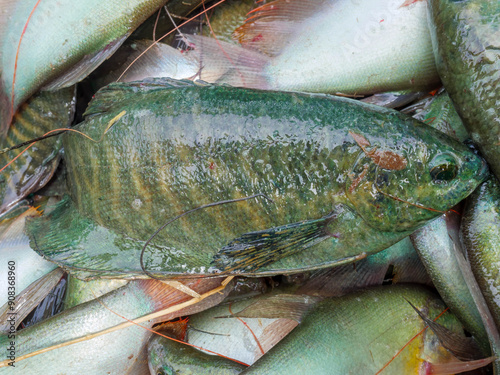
[
  {"x1": 154, "y1": 317, "x2": 190, "y2": 341},
  {"x1": 0, "y1": 268, "x2": 64, "y2": 332},
  {"x1": 233, "y1": 0, "x2": 328, "y2": 56},
  {"x1": 212, "y1": 213, "x2": 339, "y2": 273},
  {"x1": 0, "y1": 0, "x2": 19, "y2": 61},
  {"x1": 406, "y1": 300, "x2": 483, "y2": 361},
  {"x1": 137, "y1": 278, "x2": 233, "y2": 323},
  {"x1": 297, "y1": 260, "x2": 387, "y2": 297},
  {"x1": 218, "y1": 294, "x2": 321, "y2": 322},
  {"x1": 0, "y1": 72, "x2": 11, "y2": 136},
  {"x1": 83, "y1": 77, "x2": 202, "y2": 118},
  {"x1": 182, "y1": 34, "x2": 270, "y2": 89},
  {"x1": 425, "y1": 357, "x2": 496, "y2": 375},
  {"x1": 101, "y1": 39, "x2": 201, "y2": 84},
  {"x1": 255, "y1": 318, "x2": 298, "y2": 360},
  {"x1": 41, "y1": 35, "x2": 128, "y2": 91}
]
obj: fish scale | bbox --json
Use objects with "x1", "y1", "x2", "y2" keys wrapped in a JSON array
[{"x1": 26, "y1": 78, "x2": 486, "y2": 278}]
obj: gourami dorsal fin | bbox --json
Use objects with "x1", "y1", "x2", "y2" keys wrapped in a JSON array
[
  {"x1": 83, "y1": 77, "x2": 201, "y2": 118},
  {"x1": 233, "y1": 0, "x2": 329, "y2": 56}
]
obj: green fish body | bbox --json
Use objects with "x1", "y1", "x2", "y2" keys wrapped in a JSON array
[
  {"x1": 0, "y1": 0, "x2": 166, "y2": 133},
  {"x1": 428, "y1": 0, "x2": 500, "y2": 180},
  {"x1": 462, "y1": 178, "x2": 500, "y2": 331},
  {"x1": 27, "y1": 79, "x2": 487, "y2": 279},
  {"x1": 0, "y1": 87, "x2": 75, "y2": 215}
]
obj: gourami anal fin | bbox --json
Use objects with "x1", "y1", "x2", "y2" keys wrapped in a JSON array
[{"x1": 212, "y1": 212, "x2": 339, "y2": 273}]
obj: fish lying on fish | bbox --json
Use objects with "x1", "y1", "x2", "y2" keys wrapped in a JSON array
[
  {"x1": 26, "y1": 78, "x2": 487, "y2": 280},
  {"x1": 0, "y1": 87, "x2": 75, "y2": 215},
  {"x1": 183, "y1": 239, "x2": 430, "y2": 366},
  {"x1": 0, "y1": 277, "x2": 232, "y2": 374},
  {"x1": 0, "y1": 0, "x2": 167, "y2": 134},
  {"x1": 94, "y1": 0, "x2": 439, "y2": 96},
  {"x1": 462, "y1": 178, "x2": 500, "y2": 332},
  {"x1": 157, "y1": 285, "x2": 490, "y2": 374}
]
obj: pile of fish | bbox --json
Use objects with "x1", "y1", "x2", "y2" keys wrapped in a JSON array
[{"x1": 0, "y1": 0, "x2": 499, "y2": 374}]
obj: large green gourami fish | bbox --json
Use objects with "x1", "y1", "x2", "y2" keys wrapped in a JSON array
[
  {"x1": 427, "y1": 0, "x2": 500, "y2": 181},
  {"x1": 27, "y1": 79, "x2": 487, "y2": 279},
  {"x1": 0, "y1": 0, "x2": 167, "y2": 134}
]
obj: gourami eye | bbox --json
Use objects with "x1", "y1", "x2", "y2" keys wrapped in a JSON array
[{"x1": 429, "y1": 153, "x2": 458, "y2": 182}]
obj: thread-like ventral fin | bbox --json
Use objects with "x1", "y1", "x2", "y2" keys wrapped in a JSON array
[
  {"x1": 212, "y1": 213, "x2": 338, "y2": 273},
  {"x1": 233, "y1": 0, "x2": 328, "y2": 56},
  {"x1": 138, "y1": 277, "x2": 234, "y2": 323}
]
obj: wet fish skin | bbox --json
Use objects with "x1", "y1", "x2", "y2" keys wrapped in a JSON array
[
  {"x1": 410, "y1": 214, "x2": 489, "y2": 353},
  {"x1": 462, "y1": 178, "x2": 500, "y2": 331},
  {"x1": 148, "y1": 337, "x2": 246, "y2": 375},
  {"x1": 0, "y1": 278, "x2": 231, "y2": 374},
  {"x1": 0, "y1": 0, "x2": 167, "y2": 134},
  {"x1": 0, "y1": 206, "x2": 57, "y2": 305},
  {"x1": 27, "y1": 79, "x2": 487, "y2": 278},
  {"x1": 184, "y1": 238, "x2": 430, "y2": 367},
  {"x1": 427, "y1": 0, "x2": 500, "y2": 180},
  {"x1": 0, "y1": 87, "x2": 75, "y2": 216},
  {"x1": 241, "y1": 285, "x2": 463, "y2": 374}
]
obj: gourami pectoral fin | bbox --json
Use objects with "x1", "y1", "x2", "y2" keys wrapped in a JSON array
[{"x1": 212, "y1": 211, "x2": 343, "y2": 273}]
